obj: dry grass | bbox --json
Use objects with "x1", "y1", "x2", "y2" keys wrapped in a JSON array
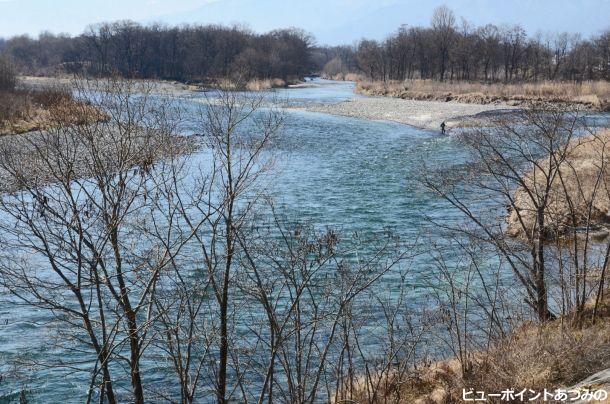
[
  {"x1": 469, "y1": 319, "x2": 610, "y2": 395},
  {"x1": 507, "y1": 130, "x2": 610, "y2": 240},
  {"x1": 335, "y1": 361, "x2": 462, "y2": 404},
  {"x1": 468, "y1": 298, "x2": 610, "y2": 400},
  {"x1": 342, "y1": 299, "x2": 610, "y2": 403},
  {"x1": 202, "y1": 77, "x2": 287, "y2": 91},
  {"x1": 0, "y1": 87, "x2": 104, "y2": 136},
  {"x1": 212, "y1": 78, "x2": 240, "y2": 90},
  {"x1": 245, "y1": 78, "x2": 286, "y2": 91},
  {"x1": 344, "y1": 73, "x2": 365, "y2": 82},
  {"x1": 356, "y1": 79, "x2": 610, "y2": 111}
]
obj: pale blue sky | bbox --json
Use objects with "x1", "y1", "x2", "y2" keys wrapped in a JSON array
[{"x1": 1, "y1": 0, "x2": 609, "y2": 45}]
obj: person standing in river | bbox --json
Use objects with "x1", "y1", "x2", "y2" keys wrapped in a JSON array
[{"x1": 440, "y1": 121, "x2": 446, "y2": 134}]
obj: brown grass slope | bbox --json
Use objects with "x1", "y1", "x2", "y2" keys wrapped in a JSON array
[
  {"x1": 343, "y1": 299, "x2": 610, "y2": 403},
  {"x1": 356, "y1": 80, "x2": 610, "y2": 112},
  {"x1": 0, "y1": 87, "x2": 103, "y2": 135}
]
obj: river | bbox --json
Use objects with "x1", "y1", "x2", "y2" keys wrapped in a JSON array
[{"x1": 0, "y1": 79, "x2": 608, "y2": 402}]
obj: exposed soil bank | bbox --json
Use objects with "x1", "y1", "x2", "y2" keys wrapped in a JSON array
[{"x1": 507, "y1": 129, "x2": 610, "y2": 241}]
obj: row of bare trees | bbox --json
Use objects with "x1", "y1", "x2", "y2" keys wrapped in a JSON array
[
  {"x1": 4, "y1": 6, "x2": 609, "y2": 85},
  {"x1": 0, "y1": 23, "x2": 313, "y2": 82},
  {"x1": 342, "y1": 6, "x2": 610, "y2": 82}
]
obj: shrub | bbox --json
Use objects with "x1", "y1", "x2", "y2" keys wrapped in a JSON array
[
  {"x1": 0, "y1": 91, "x2": 27, "y2": 123},
  {"x1": 0, "y1": 85, "x2": 76, "y2": 132},
  {"x1": 322, "y1": 57, "x2": 347, "y2": 80},
  {"x1": 0, "y1": 55, "x2": 17, "y2": 92},
  {"x1": 30, "y1": 86, "x2": 73, "y2": 107},
  {"x1": 245, "y1": 78, "x2": 286, "y2": 91}
]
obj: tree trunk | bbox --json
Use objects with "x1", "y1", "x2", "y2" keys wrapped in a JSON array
[{"x1": 128, "y1": 313, "x2": 145, "y2": 404}]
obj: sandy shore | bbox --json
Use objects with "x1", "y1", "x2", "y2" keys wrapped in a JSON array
[{"x1": 297, "y1": 97, "x2": 516, "y2": 130}]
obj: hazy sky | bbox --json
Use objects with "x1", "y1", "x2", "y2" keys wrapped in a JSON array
[{"x1": 1, "y1": 0, "x2": 609, "y2": 45}]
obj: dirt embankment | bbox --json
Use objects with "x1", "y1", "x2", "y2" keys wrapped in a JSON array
[{"x1": 507, "y1": 130, "x2": 610, "y2": 241}]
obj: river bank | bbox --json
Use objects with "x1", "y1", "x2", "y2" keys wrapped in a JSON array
[
  {"x1": 507, "y1": 129, "x2": 610, "y2": 241},
  {"x1": 20, "y1": 75, "x2": 295, "y2": 94},
  {"x1": 20, "y1": 75, "x2": 202, "y2": 95},
  {"x1": 295, "y1": 96, "x2": 516, "y2": 131},
  {"x1": 0, "y1": 84, "x2": 103, "y2": 136},
  {"x1": 20, "y1": 76, "x2": 517, "y2": 131}
]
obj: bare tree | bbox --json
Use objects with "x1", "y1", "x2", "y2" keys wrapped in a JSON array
[
  {"x1": 0, "y1": 55, "x2": 16, "y2": 92},
  {"x1": 0, "y1": 77, "x2": 187, "y2": 403},
  {"x1": 431, "y1": 5, "x2": 456, "y2": 81},
  {"x1": 236, "y1": 211, "x2": 410, "y2": 403},
  {"x1": 420, "y1": 105, "x2": 602, "y2": 323},
  {"x1": 144, "y1": 89, "x2": 283, "y2": 403}
]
